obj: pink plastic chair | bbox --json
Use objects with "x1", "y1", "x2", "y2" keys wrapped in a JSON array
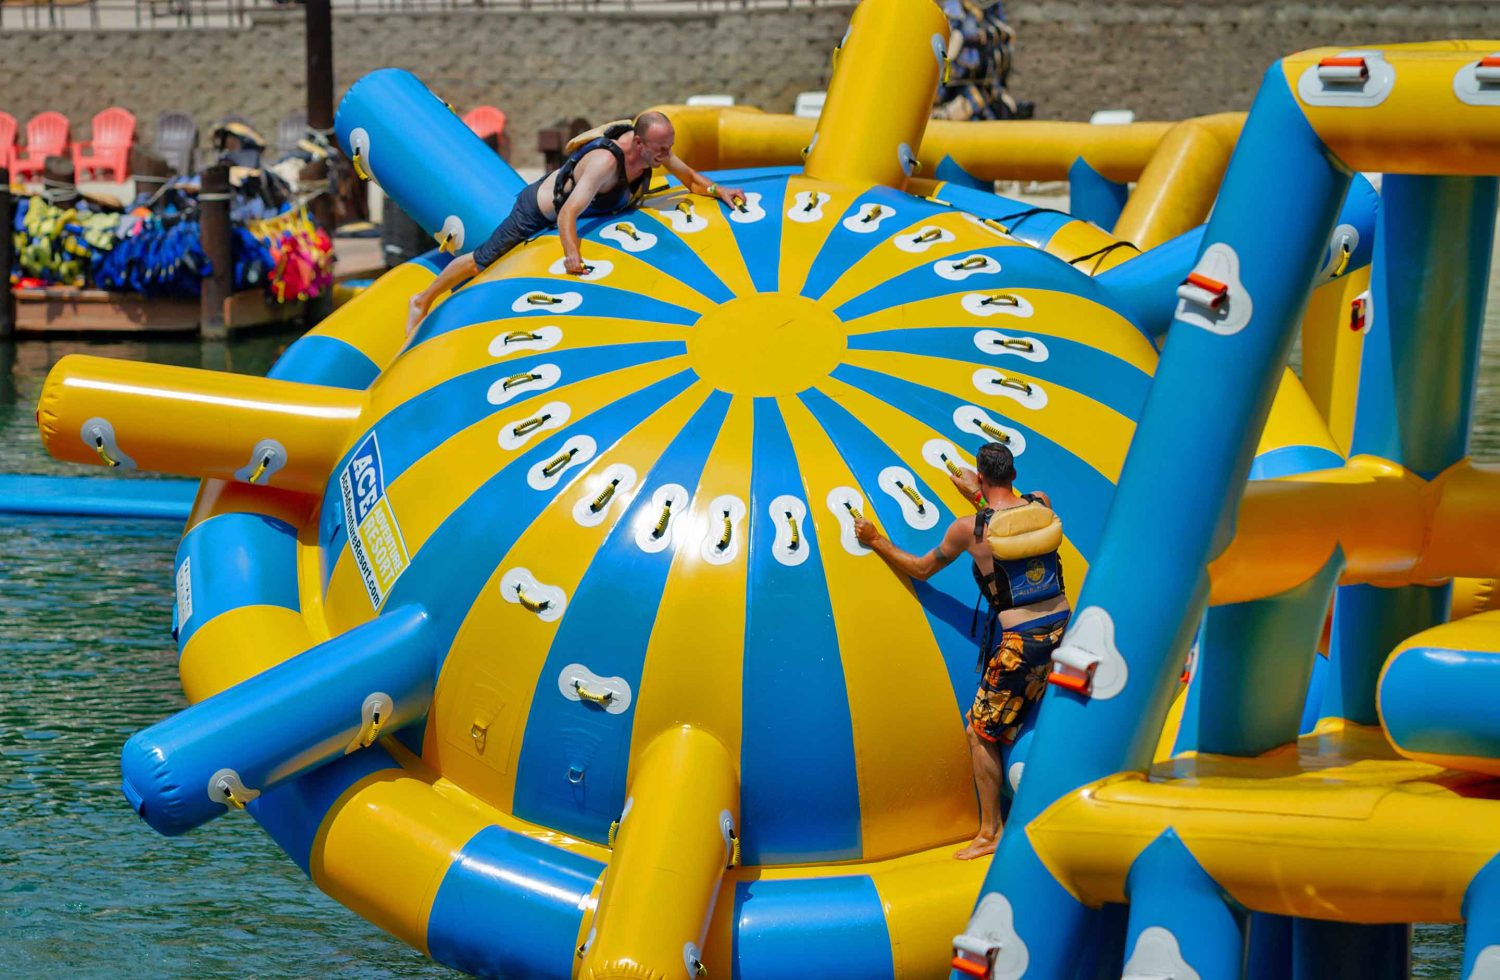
[
  {"x1": 73, "y1": 107, "x2": 136, "y2": 181},
  {"x1": 0, "y1": 111, "x2": 16, "y2": 176},
  {"x1": 462, "y1": 105, "x2": 507, "y2": 144},
  {"x1": 13, "y1": 111, "x2": 71, "y2": 181}
]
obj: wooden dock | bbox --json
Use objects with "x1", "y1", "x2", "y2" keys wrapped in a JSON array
[{"x1": 12, "y1": 286, "x2": 304, "y2": 335}]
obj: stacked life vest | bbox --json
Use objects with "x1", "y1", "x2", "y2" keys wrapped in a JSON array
[
  {"x1": 11, "y1": 197, "x2": 122, "y2": 288},
  {"x1": 92, "y1": 208, "x2": 277, "y2": 298},
  {"x1": 247, "y1": 206, "x2": 333, "y2": 304},
  {"x1": 934, "y1": 0, "x2": 1034, "y2": 121},
  {"x1": 8, "y1": 184, "x2": 318, "y2": 300},
  {"x1": 970, "y1": 494, "x2": 1066, "y2": 657}
]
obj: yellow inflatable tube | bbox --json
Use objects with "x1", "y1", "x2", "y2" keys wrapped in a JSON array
[
  {"x1": 1208, "y1": 458, "x2": 1500, "y2": 605},
  {"x1": 1026, "y1": 726, "x2": 1497, "y2": 923},
  {"x1": 582, "y1": 726, "x2": 738, "y2": 979},
  {"x1": 37, "y1": 355, "x2": 364, "y2": 494}
]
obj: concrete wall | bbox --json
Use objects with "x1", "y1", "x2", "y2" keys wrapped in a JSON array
[
  {"x1": 1008, "y1": 0, "x2": 1499, "y2": 124},
  {"x1": 0, "y1": 1, "x2": 1494, "y2": 171},
  {"x1": 0, "y1": 7, "x2": 852, "y2": 171}
]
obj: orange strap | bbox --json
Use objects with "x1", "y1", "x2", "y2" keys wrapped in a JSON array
[
  {"x1": 951, "y1": 957, "x2": 988, "y2": 979},
  {"x1": 1048, "y1": 670, "x2": 1091, "y2": 695}
]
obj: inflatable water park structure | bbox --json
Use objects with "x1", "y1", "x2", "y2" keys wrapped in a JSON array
[{"x1": 31, "y1": 1, "x2": 1500, "y2": 976}]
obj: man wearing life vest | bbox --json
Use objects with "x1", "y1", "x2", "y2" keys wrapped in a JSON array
[
  {"x1": 405, "y1": 111, "x2": 744, "y2": 336},
  {"x1": 854, "y1": 442, "x2": 1069, "y2": 860}
]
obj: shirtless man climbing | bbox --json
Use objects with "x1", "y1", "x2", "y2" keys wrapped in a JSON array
[
  {"x1": 405, "y1": 110, "x2": 743, "y2": 336},
  {"x1": 855, "y1": 442, "x2": 1071, "y2": 860}
]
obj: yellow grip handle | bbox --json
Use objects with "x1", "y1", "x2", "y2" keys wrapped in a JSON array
[
  {"x1": 91, "y1": 437, "x2": 119, "y2": 468},
  {"x1": 516, "y1": 587, "x2": 550, "y2": 614},
  {"x1": 993, "y1": 376, "x2": 1034, "y2": 396},
  {"x1": 573, "y1": 681, "x2": 614, "y2": 707},
  {"x1": 542, "y1": 449, "x2": 576, "y2": 478},
  {"x1": 975, "y1": 418, "x2": 1011, "y2": 444}
]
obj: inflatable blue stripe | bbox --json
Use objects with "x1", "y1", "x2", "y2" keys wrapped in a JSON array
[
  {"x1": 175, "y1": 512, "x2": 300, "y2": 650},
  {"x1": 577, "y1": 209, "x2": 736, "y2": 304},
  {"x1": 410, "y1": 249, "x2": 453, "y2": 276},
  {"x1": 724, "y1": 173, "x2": 788, "y2": 293},
  {"x1": 1323, "y1": 582, "x2": 1451, "y2": 727},
  {"x1": 935, "y1": 185, "x2": 1079, "y2": 251},
  {"x1": 849, "y1": 326, "x2": 1150, "y2": 421},
  {"x1": 1248, "y1": 445, "x2": 1343, "y2": 480},
  {"x1": 266, "y1": 335, "x2": 380, "y2": 391},
  {"x1": 731, "y1": 875, "x2": 894, "y2": 980},
  {"x1": 318, "y1": 341, "x2": 688, "y2": 587},
  {"x1": 833, "y1": 245, "x2": 1097, "y2": 323},
  {"x1": 1068, "y1": 157, "x2": 1129, "y2": 231},
  {"x1": 702, "y1": 165, "x2": 801, "y2": 183},
  {"x1": 829, "y1": 363, "x2": 1113, "y2": 565},
  {"x1": 798, "y1": 389, "x2": 979, "y2": 714},
  {"x1": 380, "y1": 369, "x2": 701, "y2": 678},
  {"x1": 427, "y1": 826, "x2": 604, "y2": 979},
  {"x1": 1095, "y1": 227, "x2": 1207, "y2": 337},
  {"x1": 0, "y1": 473, "x2": 194, "y2": 520},
  {"x1": 512, "y1": 391, "x2": 732, "y2": 842},
  {"x1": 740, "y1": 398, "x2": 861, "y2": 864},
  {"x1": 800, "y1": 188, "x2": 951, "y2": 300},
  {"x1": 934, "y1": 155, "x2": 992, "y2": 191},
  {"x1": 249, "y1": 743, "x2": 401, "y2": 875},
  {"x1": 414, "y1": 277, "x2": 702, "y2": 349}
]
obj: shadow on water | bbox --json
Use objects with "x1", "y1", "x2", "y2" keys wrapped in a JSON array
[{"x1": 5, "y1": 228, "x2": 1499, "y2": 975}]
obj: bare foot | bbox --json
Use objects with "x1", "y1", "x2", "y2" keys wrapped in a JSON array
[{"x1": 954, "y1": 834, "x2": 998, "y2": 860}]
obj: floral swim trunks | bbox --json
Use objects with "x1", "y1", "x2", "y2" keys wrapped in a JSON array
[{"x1": 967, "y1": 612, "x2": 1071, "y2": 744}]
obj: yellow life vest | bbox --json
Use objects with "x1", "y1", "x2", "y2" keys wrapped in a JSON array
[{"x1": 986, "y1": 499, "x2": 1063, "y2": 561}]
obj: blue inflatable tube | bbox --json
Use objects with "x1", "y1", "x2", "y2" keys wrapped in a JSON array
[
  {"x1": 335, "y1": 69, "x2": 527, "y2": 253},
  {"x1": 1098, "y1": 173, "x2": 1379, "y2": 338},
  {"x1": 0, "y1": 473, "x2": 195, "y2": 520},
  {"x1": 1380, "y1": 642, "x2": 1500, "y2": 767},
  {"x1": 121, "y1": 603, "x2": 435, "y2": 836}
]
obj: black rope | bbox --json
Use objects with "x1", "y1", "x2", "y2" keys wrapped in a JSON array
[
  {"x1": 1066, "y1": 239, "x2": 1141, "y2": 274},
  {"x1": 991, "y1": 205, "x2": 1071, "y2": 231}
]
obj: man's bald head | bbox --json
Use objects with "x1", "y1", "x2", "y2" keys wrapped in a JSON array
[
  {"x1": 632, "y1": 111, "x2": 675, "y2": 167},
  {"x1": 634, "y1": 110, "x2": 674, "y2": 141}
]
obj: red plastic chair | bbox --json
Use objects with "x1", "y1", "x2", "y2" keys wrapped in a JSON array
[
  {"x1": 13, "y1": 111, "x2": 71, "y2": 181},
  {"x1": 462, "y1": 105, "x2": 507, "y2": 144},
  {"x1": 73, "y1": 106, "x2": 136, "y2": 182},
  {"x1": 0, "y1": 112, "x2": 16, "y2": 176}
]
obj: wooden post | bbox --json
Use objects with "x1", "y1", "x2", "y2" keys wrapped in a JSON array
[
  {"x1": 305, "y1": 0, "x2": 336, "y2": 326},
  {"x1": 199, "y1": 164, "x2": 232, "y2": 340},
  {"x1": 305, "y1": 0, "x2": 334, "y2": 237},
  {"x1": 0, "y1": 168, "x2": 14, "y2": 338}
]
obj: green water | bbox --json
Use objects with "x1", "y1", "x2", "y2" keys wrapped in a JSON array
[
  {"x1": 3, "y1": 257, "x2": 1497, "y2": 975},
  {"x1": 0, "y1": 335, "x2": 453, "y2": 977}
]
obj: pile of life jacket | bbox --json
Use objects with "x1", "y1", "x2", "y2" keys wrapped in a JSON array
[
  {"x1": 934, "y1": 0, "x2": 1034, "y2": 121},
  {"x1": 10, "y1": 186, "x2": 328, "y2": 302},
  {"x1": 247, "y1": 206, "x2": 333, "y2": 304},
  {"x1": 91, "y1": 207, "x2": 277, "y2": 298},
  {"x1": 10, "y1": 197, "x2": 122, "y2": 288}
]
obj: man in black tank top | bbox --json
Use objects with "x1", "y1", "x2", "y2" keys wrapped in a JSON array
[
  {"x1": 855, "y1": 442, "x2": 1070, "y2": 861},
  {"x1": 405, "y1": 111, "x2": 745, "y2": 337}
]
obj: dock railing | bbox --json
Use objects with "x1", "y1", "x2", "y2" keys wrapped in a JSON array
[{"x1": 0, "y1": 0, "x2": 837, "y2": 31}]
